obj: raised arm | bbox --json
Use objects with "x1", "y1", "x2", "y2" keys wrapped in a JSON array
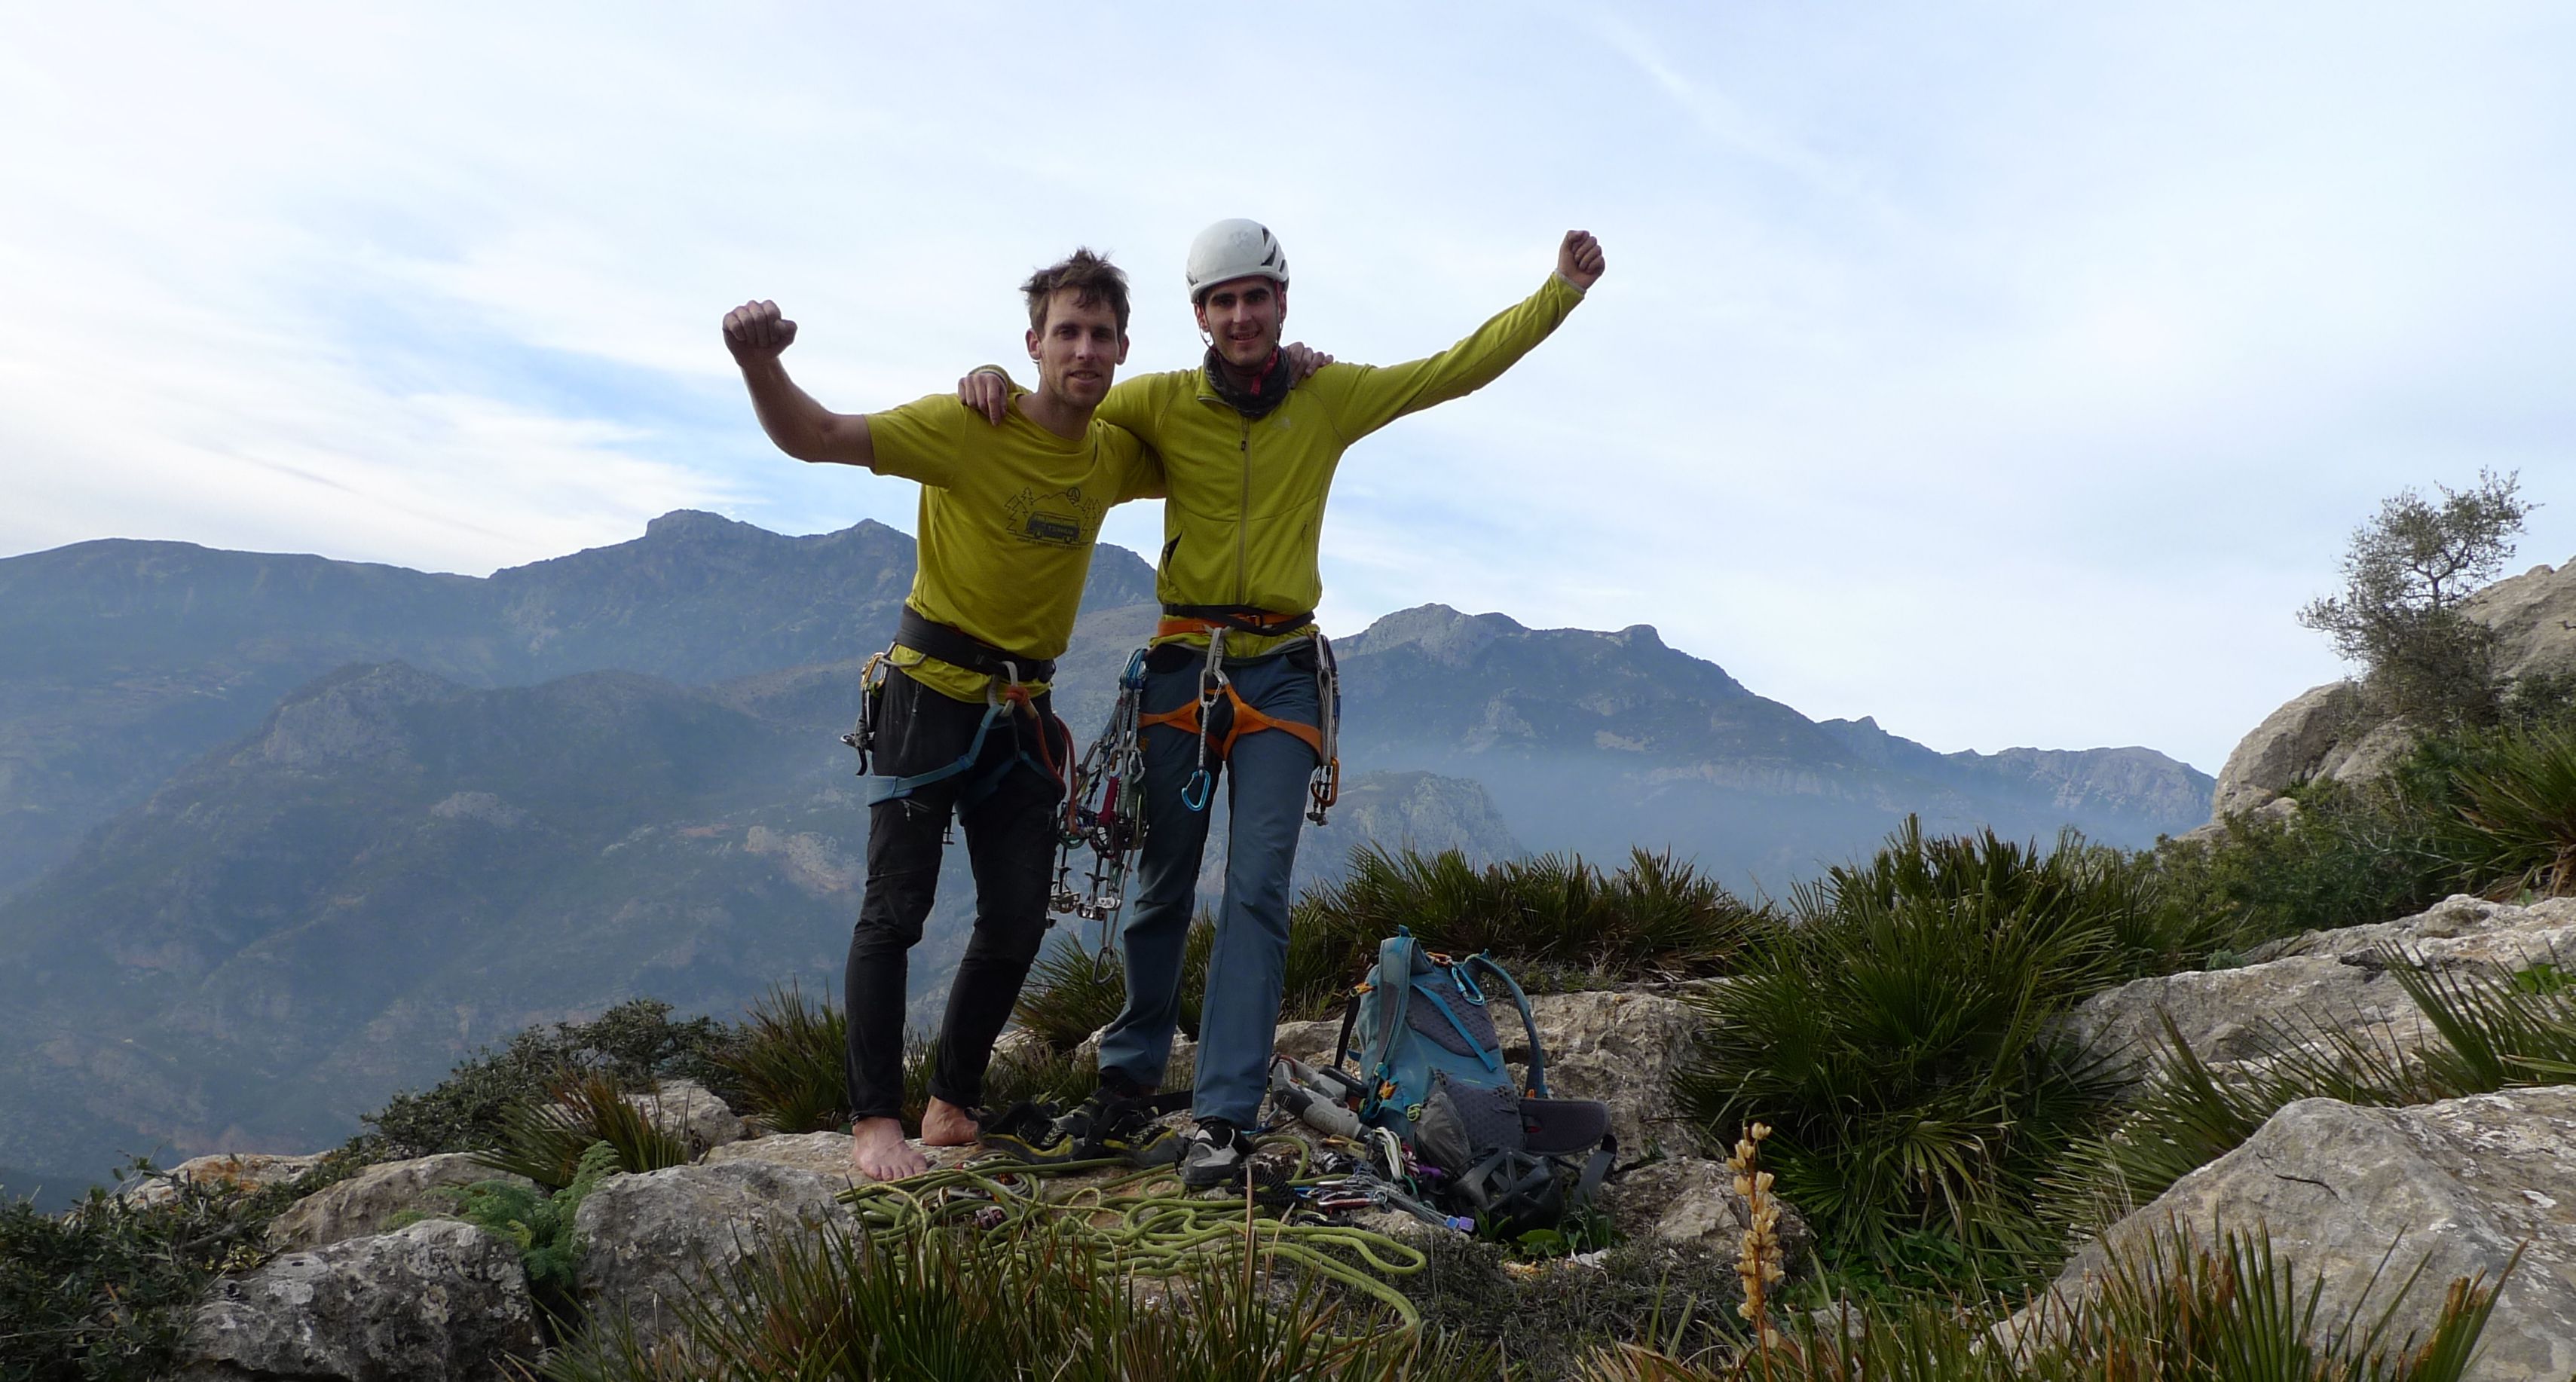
[
  {"x1": 724, "y1": 299, "x2": 877, "y2": 467},
  {"x1": 1314, "y1": 231, "x2": 1605, "y2": 442}
]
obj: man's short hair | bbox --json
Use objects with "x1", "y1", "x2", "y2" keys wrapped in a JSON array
[{"x1": 1022, "y1": 248, "x2": 1130, "y2": 335}]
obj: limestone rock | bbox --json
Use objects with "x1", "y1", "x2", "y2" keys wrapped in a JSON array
[
  {"x1": 701, "y1": 1130, "x2": 859, "y2": 1181},
  {"x1": 549, "y1": 1078, "x2": 747, "y2": 1158},
  {"x1": 1274, "y1": 987, "x2": 1704, "y2": 1155},
  {"x1": 125, "y1": 1151, "x2": 329, "y2": 1209},
  {"x1": 2015, "y1": 1088, "x2": 2576, "y2": 1380},
  {"x1": 2067, "y1": 894, "x2": 2576, "y2": 1078},
  {"x1": 170, "y1": 1218, "x2": 540, "y2": 1382},
  {"x1": 266, "y1": 1153, "x2": 531, "y2": 1252},
  {"x1": 2171, "y1": 793, "x2": 2299, "y2": 848},
  {"x1": 2319, "y1": 715, "x2": 2417, "y2": 786},
  {"x1": 573, "y1": 1159, "x2": 858, "y2": 1347},
  {"x1": 2464, "y1": 557, "x2": 2576, "y2": 684},
  {"x1": 2208, "y1": 680, "x2": 2365, "y2": 818},
  {"x1": 1595, "y1": 1155, "x2": 1810, "y2": 1269}
]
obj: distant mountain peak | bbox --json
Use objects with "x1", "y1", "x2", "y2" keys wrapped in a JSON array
[
  {"x1": 1345, "y1": 604, "x2": 1525, "y2": 661},
  {"x1": 642, "y1": 509, "x2": 757, "y2": 541}
]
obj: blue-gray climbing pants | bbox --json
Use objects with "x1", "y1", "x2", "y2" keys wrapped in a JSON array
[{"x1": 1096, "y1": 644, "x2": 1319, "y2": 1127}]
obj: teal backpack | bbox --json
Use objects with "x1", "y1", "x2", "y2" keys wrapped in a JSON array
[{"x1": 1328, "y1": 931, "x2": 1615, "y2": 1236}]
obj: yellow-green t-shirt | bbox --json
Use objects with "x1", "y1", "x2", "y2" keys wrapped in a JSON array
[{"x1": 866, "y1": 394, "x2": 1162, "y2": 702}]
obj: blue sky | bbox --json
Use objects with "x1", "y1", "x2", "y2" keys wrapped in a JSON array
[{"x1": 5, "y1": 3, "x2": 2571, "y2": 774}]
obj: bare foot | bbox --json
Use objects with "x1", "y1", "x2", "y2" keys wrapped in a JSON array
[
  {"x1": 919, "y1": 1096, "x2": 978, "y2": 1148},
  {"x1": 849, "y1": 1117, "x2": 929, "y2": 1181}
]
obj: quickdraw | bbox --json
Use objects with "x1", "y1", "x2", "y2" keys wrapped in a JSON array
[{"x1": 1049, "y1": 647, "x2": 1152, "y2": 949}]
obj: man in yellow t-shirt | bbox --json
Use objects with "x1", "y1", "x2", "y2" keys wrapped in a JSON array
[
  {"x1": 961, "y1": 222, "x2": 1607, "y2": 1188},
  {"x1": 723, "y1": 249, "x2": 1161, "y2": 1181}
]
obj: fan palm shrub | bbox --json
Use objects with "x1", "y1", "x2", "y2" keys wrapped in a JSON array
[
  {"x1": 1579, "y1": 1223, "x2": 2503, "y2": 1382},
  {"x1": 711, "y1": 983, "x2": 847, "y2": 1133},
  {"x1": 539, "y1": 1218, "x2": 1486, "y2": 1380},
  {"x1": 1676, "y1": 821, "x2": 2140, "y2": 1292},
  {"x1": 475, "y1": 1070, "x2": 690, "y2": 1191},
  {"x1": 1283, "y1": 845, "x2": 1767, "y2": 1016},
  {"x1": 2453, "y1": 720, "x2": 2576, "y2": 895}
]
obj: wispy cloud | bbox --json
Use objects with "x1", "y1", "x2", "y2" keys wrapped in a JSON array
[{"x1": 4, "y1": 2, "x2": 2572, "y2": 772}]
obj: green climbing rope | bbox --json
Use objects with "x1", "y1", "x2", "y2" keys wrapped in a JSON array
[{"x1": 836, "y1": 1136, "x2": 1433, "y2": 1331}]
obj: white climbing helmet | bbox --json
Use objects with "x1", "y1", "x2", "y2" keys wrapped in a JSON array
[{"x1": 1184, "y1": 219, "x2": 1289, "y2": 303}]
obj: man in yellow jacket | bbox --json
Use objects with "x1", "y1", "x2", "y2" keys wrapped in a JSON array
[
  {"x1": 965, "y1": 222, "x2": 1606, "y2": 1186},
  {"x1": 727, "y1": 250, "x2": 1162, "y2": 1181}
]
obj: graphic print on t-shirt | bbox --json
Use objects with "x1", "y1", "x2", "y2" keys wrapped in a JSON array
[{"x1": 1005, "y1": 485, "x2": 1103, "y2": 549}]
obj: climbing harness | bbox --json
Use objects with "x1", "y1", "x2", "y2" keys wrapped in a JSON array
[
  {"x1": 1047, "y1": 648, "x2": 1152, "y2": 946},
  {"x1": 843, "y1": 610, "x2": 1072, "y2": 816},
  {"x1": 1135, "y1": 606, "x2": 1342, "y2": 826}
]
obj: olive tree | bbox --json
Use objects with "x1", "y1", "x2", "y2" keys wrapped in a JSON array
[{"x1": 2298, "y1": 469, "x2": 2529, "y2": 724}]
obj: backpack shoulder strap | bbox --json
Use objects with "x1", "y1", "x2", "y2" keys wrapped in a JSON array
[
  {"x1": 1465, "y1": 953, "x2": 1549, "y2": 1099},
  {"x1": 1359, "y1": 936, "x2": 1419, "y2": 1116}
]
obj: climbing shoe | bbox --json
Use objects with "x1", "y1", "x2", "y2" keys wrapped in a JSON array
[
  {"x1": 1178, "y1": 1116, "x2": 1256, "y2": 1190},
  {"x1": 1086, "y1": 1090, "x2": 1182, "y2": 1167},
  {"x1": 974, "y1": 1099, "x2": 1078, "y2": 1164},
  {"x1": 978, "y1": 1086, "x2": 1181, "y2": 1167}
]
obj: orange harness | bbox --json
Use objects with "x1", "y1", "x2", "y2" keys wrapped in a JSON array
[
  {"x1": 1137, "y1": 680, "x2": 1327, "y2": 762},
  {"x1": 1141, "y1": 614, "x2": 1341, "y2": 815}
]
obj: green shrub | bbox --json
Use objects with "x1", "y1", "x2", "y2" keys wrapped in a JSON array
[
  {"x1": 2454, "y1": 720, "x2": 2576, "y2": 896},
  {"x1": 1583, "y1": 1222, "x2": 2501, "y2": 1381},
  {"x1": 711, "y1": 984, "x2": 847, "y2": 1133},
  {"x1": 406, "y1": 1140, "x2": 619, "y2": 1320},
  {"x1": 1283, "y1": 845, "x2": 1767, "y2": 1017},
  {"x1": 1014, "y1": 942, "x2": 1131, "y2": 1053},
  {"x1": 475, "y1": 1071, "x2": 691, "y2": 1191},
  {"x1": 363, "y1": 999, "x2": 733, "y2": 1157},
  {"x1": 539, "y1": 1218, "x2": 1484, "y2": 1380},
  {"x1": 1676, "y1": 821, "x2": 2131, "y2": 1292},
  {"x1": 0, "y1": 1154, "x2": 361, "y2": 1382}
]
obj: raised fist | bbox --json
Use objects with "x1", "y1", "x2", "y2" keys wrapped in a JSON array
[
  {"x1": 1556, "y1": 231, "x2": 1606, "y2": 291},
  {"x1": 724, "y1": 299, "x2": 797, "y2": 362}
]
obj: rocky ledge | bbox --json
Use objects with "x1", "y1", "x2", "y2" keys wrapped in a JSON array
[{"x1": 140, "y1": 910, "x2": 2576, "y2": 1380}]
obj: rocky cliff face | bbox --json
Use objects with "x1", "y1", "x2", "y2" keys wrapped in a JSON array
[{"x1": 2208, "y1": 554, "x2": 2576, "y2": 819}]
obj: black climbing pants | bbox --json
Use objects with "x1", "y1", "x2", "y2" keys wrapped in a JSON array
[{"x1": 843, "y1": 667, "x2": 1064, "y2": 1123}]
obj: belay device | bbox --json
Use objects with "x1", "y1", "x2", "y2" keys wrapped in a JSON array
[{"x1": 1309, "y1": 931, "x2": 1616, "y2": 1238}]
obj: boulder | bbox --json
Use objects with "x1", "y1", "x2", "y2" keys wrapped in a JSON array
[
  {"x1": 2208, "y1": 680, "x2": 2365, "y2": 818},
  {"x1": 573, "y1": 1158, "x2": 859, "y2": 1347},
  {"x1": 2171, "y1": 793, "x2": 2298, "y2": 848},
  {"x1": 2067, "y1": 894, "x2": 2576, "y2": 1078},
  {"x1": 629, "y1": 1079, "x2": 748, "y2": 1155},
  {"x1": 2013, "y1": 1088, "x2": 2576, "y2": 1380},
  {"x1": 125, "y1": 1151, "x2": 330, "y2": 1209},
  {"x1": 1274, "y1": 987, "x2": 1704, "y2": 1155},
  {"x1": 1594, "y1": 1154, "x2": 1810, "y2": 1270},
  {"x1": 169, "y1": 1218, "x2": 540, "y2": 1381},
  {"x1": 2464, "y1": 558, "x2": 2576, "y2": 684},
  {"x1": 266, "y1": 1153, "x2": 532, "y2": 1252},
  {"x1": 2318, "y1": 715, "x2": 2418, "y2": 786}
]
